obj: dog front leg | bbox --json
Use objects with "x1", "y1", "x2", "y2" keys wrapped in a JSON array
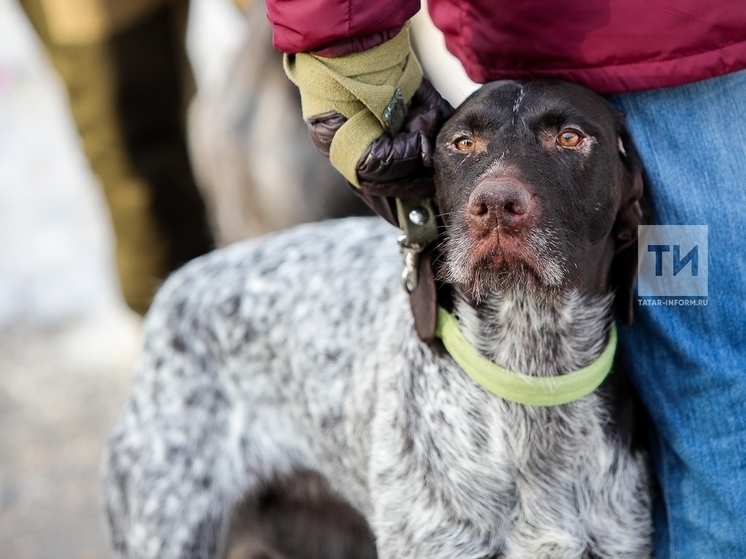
[
  {"x1": 368, "y1": 434, "x2": 504, "y2": 559},
  {"x1": 370, "y1": 487, "x2": 502, "y2": 559}
]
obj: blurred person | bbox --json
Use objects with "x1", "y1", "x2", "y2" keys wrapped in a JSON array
[
  {"x1": 266, "y1": 1, "x2": 746, "y2": 558},
  {"x1": 187, "y1": 0, "x2": 371, "y2": 245},
  {"x1": 19, "y1": 0, "x2": 214, "y2": 314}
]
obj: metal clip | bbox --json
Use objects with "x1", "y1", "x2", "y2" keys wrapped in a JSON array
[
  {"x1": 399, "y1": 235, "x2": 423, "y2": 293},
  {"x1": 395, "y1": 197, "x2": 438, "y2": 294}
]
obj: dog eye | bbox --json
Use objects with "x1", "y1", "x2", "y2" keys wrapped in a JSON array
[
  {"x1": 557, "y1": 129, "x2": 584, "y2": 148},
  {"x1": 454, "y1": 137, "x2": 477, "y2": 151}
]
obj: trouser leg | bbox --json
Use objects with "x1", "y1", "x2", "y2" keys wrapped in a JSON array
[
  {"x1": 20, "y1": 0, "x2": 214, "y2": 314},
  {"x1": 609, "y1": 69, "x2": 746, "y2": 559}
]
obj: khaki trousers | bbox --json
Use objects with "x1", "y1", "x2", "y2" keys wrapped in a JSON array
[{"x1": 20, "y1": 0, "x2": 214, "y2": 314}]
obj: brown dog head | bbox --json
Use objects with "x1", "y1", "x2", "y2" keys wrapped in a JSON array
[{"x1": 434, "y1": 80, "x2": 644, "y2": 324}]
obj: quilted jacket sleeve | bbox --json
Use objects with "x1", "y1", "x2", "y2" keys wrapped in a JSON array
[{"x1": 267, "y1": 0, "x2": 420, "y2": 55}]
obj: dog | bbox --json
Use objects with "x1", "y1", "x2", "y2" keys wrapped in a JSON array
[{"x1": 102, "y1": 80, "x2": 652, "y2": 559}]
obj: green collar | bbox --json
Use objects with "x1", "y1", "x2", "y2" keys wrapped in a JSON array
[{"x1": 435, "y1": 307, "x2": 617, "y2": 407}]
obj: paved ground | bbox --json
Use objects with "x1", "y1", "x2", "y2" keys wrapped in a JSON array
[
  {"x1": 0, "y1": 311, "x2": 141, "y2": 559},
  {"x1": 0, "y1": 1, "x2": 244, "y2": 557}
]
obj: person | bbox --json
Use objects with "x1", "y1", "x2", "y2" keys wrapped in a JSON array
[
  {"x1": 265, "y1": 1, "x2": 746, "y2": 557},
  {"x1": 20, "y1": 0, "x2": 215, "y2": 314}
]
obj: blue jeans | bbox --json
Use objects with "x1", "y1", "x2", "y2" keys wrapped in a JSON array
[{"x1": 608, "y1": 70, "x2": 746, "y2": 558}]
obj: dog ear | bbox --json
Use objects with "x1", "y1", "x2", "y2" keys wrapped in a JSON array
[{"x1": 611, "y1": 115, "x2": 646, "y2": 326}]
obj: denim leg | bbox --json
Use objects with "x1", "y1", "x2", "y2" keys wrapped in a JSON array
[{"x1": 608, "y1": 70, "x2": 746, "y2": 558}]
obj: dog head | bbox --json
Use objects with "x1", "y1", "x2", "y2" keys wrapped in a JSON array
[{"x1": 434, "y1": 80, "x2": 644, "y2": 324}]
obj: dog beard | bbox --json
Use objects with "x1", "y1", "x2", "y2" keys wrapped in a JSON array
[{"x1": 440, "y1": 229, "x2": 567, "y2": 304}]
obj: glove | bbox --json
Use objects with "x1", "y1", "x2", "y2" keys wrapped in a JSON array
[
  {"x1": 284, "y1": 25, "x2": 453, "y2": 200},
  {"x1": 307, "y1": 79, "x2": 452, "y2": 198}
]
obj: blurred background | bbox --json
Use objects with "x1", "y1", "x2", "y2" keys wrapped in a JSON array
[
  {"x1": 0, "y1": 1, "x2": 233, "y2": 556},
  {"x1": 0, "y1": 0, "x2": 476, "y2": 556}
]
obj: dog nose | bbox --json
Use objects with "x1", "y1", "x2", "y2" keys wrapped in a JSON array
[{"x1": 468, "y1": 179, "x2": 532, "y2": 229}]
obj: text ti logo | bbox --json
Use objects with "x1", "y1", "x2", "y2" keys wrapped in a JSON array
[{"x1": 637, "y1": 226, "x2": 708, "y2": 300}]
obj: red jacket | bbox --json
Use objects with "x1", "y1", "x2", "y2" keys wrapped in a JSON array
[{"x1": 267, "y1": 0, "x2": 746, "y2": 94}]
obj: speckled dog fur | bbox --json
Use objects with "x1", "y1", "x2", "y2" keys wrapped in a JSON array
[{"x1": 102, "y1": 81, "x2": 652, "y2": 559}]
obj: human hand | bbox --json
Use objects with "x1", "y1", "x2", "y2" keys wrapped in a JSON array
[
  {"x1": 306, "y1": 79, "x2": 453, "y2": 198},
  {"x1": 284, "y1": 25, "x2": 453, "y2": 203}
]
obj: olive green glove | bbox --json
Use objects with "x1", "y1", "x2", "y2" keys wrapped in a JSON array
[{"x1": 284, "y1": 24, "x2": 453, "y2": 199}]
